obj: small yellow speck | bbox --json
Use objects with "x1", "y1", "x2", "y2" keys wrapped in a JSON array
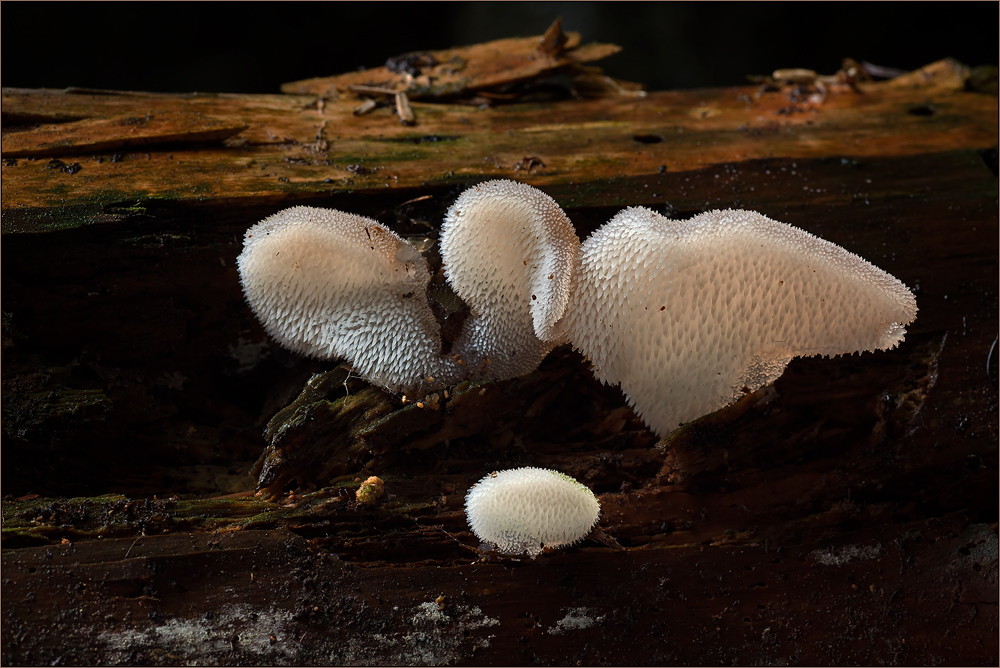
[
  {"x1": 417, "y1": 402, "x2": 424, "y2": 408},
  {"x1": 355, "y1": 476, "x2": 385, "y2": 505}
]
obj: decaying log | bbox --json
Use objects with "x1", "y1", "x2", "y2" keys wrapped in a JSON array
[
  {"x1": 2, "y1": 58, "x2": 994, "y2": 234},
  {"x1": 1, "y1": 26, "x2": 997, "y2": 667},
  {"x1": 2, "y1": 514, "x2": 995, "y2": 666}
]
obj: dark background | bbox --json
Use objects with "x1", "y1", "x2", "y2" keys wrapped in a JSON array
[{"x1": 2, "y1": 1, "x2": 997, "y2": 94}]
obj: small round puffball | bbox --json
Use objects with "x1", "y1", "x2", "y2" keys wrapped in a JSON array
[{"x1": 464, "y1": 467, "x2": 601, "y2": 557}]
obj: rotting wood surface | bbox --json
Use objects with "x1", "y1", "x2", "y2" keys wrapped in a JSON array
[
  {"x1": 1, "y1": 29, "x2": 998, "y2": 667},
  {"x1": 1, "y1": 59, "x2": 994, "y2": 233}
]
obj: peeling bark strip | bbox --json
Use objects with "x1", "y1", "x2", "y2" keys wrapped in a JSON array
[{"x1": 1, "y1": 25, "x2": 997, "y2": 667}]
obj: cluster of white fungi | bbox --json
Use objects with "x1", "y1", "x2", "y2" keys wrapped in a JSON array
[{"x1": 238, "y1": 179, "x2": 917, "y2": 557}]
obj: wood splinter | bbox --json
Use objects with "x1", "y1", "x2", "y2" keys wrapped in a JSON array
[
  {"x1": 353, "y1": 98, "x2": 377, "y2": 116},
  {"x1": 345, "y1": 84, "x2": 416, "y2": 125},
  {"x1": 537, "y1": 17, "x2": 569, "y2": 56},
  {"x1": 395, "y1": 91, "x2": 416, "y2": 125}
]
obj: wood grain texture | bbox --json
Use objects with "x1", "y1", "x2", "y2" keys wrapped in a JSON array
[{"x1": 1, "y1": 111, "x2": 247, "y2": 158}]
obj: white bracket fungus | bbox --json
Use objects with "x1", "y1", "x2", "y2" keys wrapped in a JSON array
[
  {"x1": 236, "y1": 206, "x2": 450, "y2": 393},
  {"x1": 464, "y1": 467, "x2": 601, "y2": 557},
  {"x1": 562, "y1": 206, "x2": 919, "y2": 437},
  {"x1": 237, "y1": 181, "x2": 579, "y2": 393},
  {"x1": 237, "y1": 183, "x2": 917, "y2": 441},
  {"x1": 441, "y1": 179, "x2": 580, "y2": 381}
]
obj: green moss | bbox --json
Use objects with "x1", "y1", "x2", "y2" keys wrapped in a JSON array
[
  {"x1": 0, "y1": 481, "x2": 445, "y2": 549},
  {"x1": 34, "y1": 183, "x2": 73, "y2": 196},
  {"x1": 378, "y1": 134, "x2": 464, "y2": 145}
]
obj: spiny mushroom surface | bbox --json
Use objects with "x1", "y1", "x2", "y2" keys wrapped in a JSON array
[
  {"x1": 441, "y1": 180, "x2": 580, "y2": 381},
  {"x1": 563, "y1": 207, "x2": 918, "y2": 437},
  {"x1": 465, "y1": 467, "x2": 601, "y2": 558},
  {"x1": 237, "y1": 206, "x2": 455, "y2": 393},
  {"x1": 237, "y1": 182, "x2": 578, "y2": 394}
]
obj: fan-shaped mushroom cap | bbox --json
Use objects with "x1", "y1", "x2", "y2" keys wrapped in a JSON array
[
  {"x1": 441, "y1": 180, "x2": 580, "y2": 381},
  {"x1": 563, "y1": 207, "x2": 918, "y2": 437},
  {"x1": 465, "y1": 467, "x2": 601, "y2": 558},
  {"x1": 237, "y1": 206, "x2": 452, "y2": 392}
]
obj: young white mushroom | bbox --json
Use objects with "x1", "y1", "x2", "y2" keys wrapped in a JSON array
[
  {"x1": 464, "y1": 467, "x2": 601, "y2": 557},
  {"x1": 237, "y1": 182, "x2": 579, "y2": 394},
  {"x1": 237, "y1": 206, "x2": 457, "y2": 393},
  {"x1": 563, "y1": 207, "x2": 918, "y2": 437},
  {"x1": 440, "y1": 180, "x2": 580, "y2": 381}
]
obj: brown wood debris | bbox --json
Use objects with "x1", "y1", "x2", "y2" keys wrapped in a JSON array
[{"x1": 280, "y1": 18, "x2": 628, "y2": 101}]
